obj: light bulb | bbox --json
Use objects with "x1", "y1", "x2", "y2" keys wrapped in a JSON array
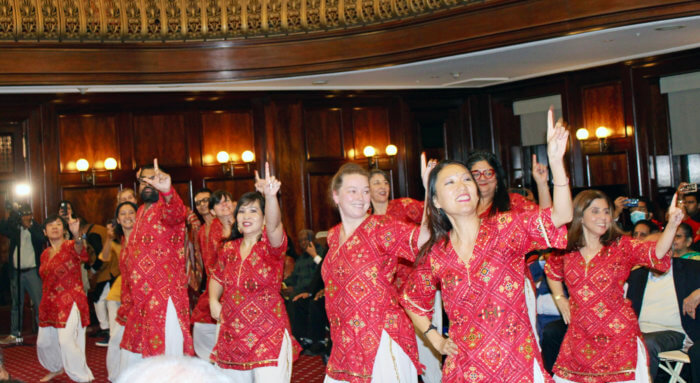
[
  {"x1": 241, "y1": 151, "x2": 255, "y2": 163},
  {"x1": 216, "y1": 151, "x2": 230, "y2": 164},
  {"x1": 575, "y1": 128, "x2": 589, "y2": 140},
  {"x1": 104, "y1": 157, "x2": 117, "y2": 170},
  {"x1": 363, "y1": 146, "x2": 376, "y2": 157},
  {"x1": 385, "y1": 144, "x2": 398, "y2": 156},
  {"x1": 76, "y1": 159, "x2": 90, "y2": 172},
  {"x1": 595, "y1": 126, "x2": 611, "y2": 139}
]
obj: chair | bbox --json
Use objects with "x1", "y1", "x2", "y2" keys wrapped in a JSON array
[{"x1": 658, "y1": 350, "x2": 690, "y2": 383}]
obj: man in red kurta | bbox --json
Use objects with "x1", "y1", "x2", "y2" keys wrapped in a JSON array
[{"x1": 119, "y1": 159, "x2": 194, "y2": 368}]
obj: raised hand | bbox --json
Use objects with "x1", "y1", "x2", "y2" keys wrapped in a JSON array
[
  {"x1": 420, "y1": 153, "x2": 438, "y2": 191},
  {"x1": 255, "y1": 162, "x2": 281, "y2": 196},
  {"x1": 68, "y1": 217, "x2": 81, "y2": 239},
  {"x1": 531, "y1": 154, "x2": 548, "y2": 184},
  {"x1": 143, "y1": 158, "x2": 172, "y2": 193},
  {"x1": 546, "y1": 106, "x2": 569, "y2": 163},
  {"x1": 667, "y1": 193, "x2": 684, "y2": 228},
  {"x1": 106, "y1": 222, "x2": 115, "y2": 240}
]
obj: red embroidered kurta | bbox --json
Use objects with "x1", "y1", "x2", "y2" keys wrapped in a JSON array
[
  {"x1": 39, "y1": 241, "x2": 90, "y2": 328},
  {"x1": 191, "y1": 218, "x2": 223, "y2": 324},
  {"x1": 383, "y1": 197, "x2": 424, "y2": 290},
  {"x1": 545, "y1": 236, "x2": 671, "y2": 382},
  {"x1": 211, "y1": 231, "x2": 301, "y2": 370},
  {"x1": 119, "y1": 191, "x2": 194, "y2": 357},
  {"x1": 401, "y1": 208, "x2": 566, "y2": 383},
  {"x1": 480, "y1": 192, "x2": 537, "y2": 219},
  {"x1": 116, "y1": 236, "x2": 131, "y2": 326},
  {"x1": 322, "y1": 215, "x2": 421, "y2": 383}
]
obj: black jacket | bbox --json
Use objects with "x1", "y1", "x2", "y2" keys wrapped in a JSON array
[
  {"x1": 627, "y1": 258, "x2": 700, "y2": 343},
  {"x1": 0, "y1": 212, "x2": 46, "y2": 271}
]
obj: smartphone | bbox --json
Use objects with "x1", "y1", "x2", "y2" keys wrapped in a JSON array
[
  {"x1": 624, "y1": 198, "x2": 639, "y2": 208},
  {"x1": 59, "y1": 201, "x2": 68, "y2": 216},
  {"x1": 680, "y1": 183, "x2": 698, "y2": 194}
]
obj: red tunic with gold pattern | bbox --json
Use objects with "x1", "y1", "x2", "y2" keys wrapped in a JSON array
[
  {"x1": 119, "y1": 191, "x2": 194, "y2": 357},
  {"x1": 191, "y1": 218, "x2": 223, "y2": 324},
  {"x1": 39, "y1": 241, "x2": 90, "y2": 328},
  {"x1": 545, "y1": 236, "x2": 671, "y2": 382},
  {"x1": 401, "y1": 208, "x2": 566, "y2": 383},
  {"x1": 322, "y1": 215, "x2": 421, "y2": 383},
  {"x1": 383, "y1": 197, "x2": 424, "y2": 290},
  {"x1": 116, "y1": 236, "x2": 131, "y2": 327},
  {"x1": 211, "y1": 231, "x2": 301, "y2": 370}
]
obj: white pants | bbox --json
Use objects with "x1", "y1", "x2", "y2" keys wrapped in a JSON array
[
  {"x1": 194, "y1": 322, "x2": 217, "y2": 362},
  {"x1": 324, "y1": 330, "x2": 418, "y2": 383},
  {"x1": 37, "y1": 303, "x2": 95, "y2": 382},
  {"x1": 553, "y1": 337, "x2": 649, "y2": 383},
  {"x1": 107, "y1": 300, "x2": 121, "y2": 337},
  {"x1": 119, "y1": 298, "x2": 185, "y2": 373},
  {"x1": 95, "y1": 282, "x2": 111, "y2": 330},
  {"x1": 416, "y1": 290, "x2": 443, "y2": 383},
  {"x1": 216, "y1": 329, "x2": 293, "y2": 383},
  {"x1": 107, "y1": 322, "x2": 124, "y2": 382},
  {"x1": 525, "y1": 276, "x2": 541, "y2": 348}
]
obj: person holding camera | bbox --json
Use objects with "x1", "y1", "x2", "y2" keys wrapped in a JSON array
[{"x1": 0, "y1": 202, "x2": 46, "y2": 345}]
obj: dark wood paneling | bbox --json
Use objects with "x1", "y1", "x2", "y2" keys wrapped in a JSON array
[
  {"x1": 200, "y1": 110, "x2": 255, "y2": 166},
  {"x1": 132, "y1": 114, "x2": 188, "y2": 168},
  {"x1": 307, "y1": 173, "x2": 339, "y2": 233},
  {"x1": 586, "y1": 153, "x2": 629, "y2": 187},
  {"x1": 352, "y1": 106, "x2": 391, "y2": 158},
  {"x1": 62, "y1": 185, "x2": 122, "y2": 226},
  {"x1": 0, "y1": 1, "x2": 697, "y2": 84},
  {"x1": 205, "y1": 178, "x2": 256, "y2": 201},
  {"x1": 173, "y1": 181, "x2": 192, "y2": 209},
  {"x1": 304, "y1": 107, "x2": 345, "y2": 160},
  {"x1": 58, "y1": 114, "x2": 120, "y2": 173},
  {"x1": 581, "y1": 82, "x2": 626, "y2": 138}
]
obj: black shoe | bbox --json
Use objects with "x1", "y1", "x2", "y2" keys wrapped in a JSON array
[{"x1": 95, "y1": 335, "x2": 109, "y2": 347}]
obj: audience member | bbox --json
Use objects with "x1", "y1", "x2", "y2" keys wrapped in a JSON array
[
  {"x1": 681, "y1": 190, "x2": 700, "y2": 241},
  {"x1": 613, "y1": 196, "x2": 661, "y2": 232},
  {"x1": 0, "y1": 203, "x2": 45, "y2": 345},
  {"x1": 673, "y1": 222, "x2": 700, "y2": 259},
  {"x1": 632, "y1": 219, "x2": 659, "y2": 240}
]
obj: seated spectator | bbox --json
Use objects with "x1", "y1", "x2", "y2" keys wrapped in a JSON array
[
  {"x1": 673, "y1": 223, "x2": 700, "y2": 260},
  {"x1": 681, "y1": 190, "x2": 700, "y2": 242},
  {"x1": 627, "y1": 255, "x2": 700, "y2": 381},
  {"x1": 632, "y1": 219, "x2": 659, "y2": 240},
  {"x1": 528, "y1": 250, "x2": 562, "y2": 340},
  {"x1": 284, "y1": 229, "x2": 327, "y2": 352}
]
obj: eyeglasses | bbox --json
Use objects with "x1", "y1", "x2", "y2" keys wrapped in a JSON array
[
  {"x1": 195, "y1": 198, "x2": 210, "y2": 206},
  {"x1": 471, "y1": 169, "x2": 496, "y2": 180}
]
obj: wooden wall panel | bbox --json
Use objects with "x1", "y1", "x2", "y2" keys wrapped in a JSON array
[
  {"x1": 581, "y1": 82, "x2": 626, "y2": 138},
  {"x1": 58, "y1": 114, "x2": 120, "y2": 172},
  {"x1": 172, "y1": 181, "x2": 192, "y2": 208},
  {"x1": 132, "y1": 114, "x2": 188, "y2": 168},
  {"x1": 205, "y1": 178, "x2": 256, "y2": 201},
  {"x1": 62, "y1": 185, "x2": 121, "y2": 226},
  {"x1": 307, "y1": 173, "x2": 339, "y2": 233},
  {"x1": 200, "y1": 111, "x2": 255, "y2": 165},
  {"x1": 586, "y1": 153, "x2": 629, "y2": 187},
  {"x1": 304, "y1": 108, "x2": 345, "y2": 160},
  {"x1": 352, "y1": 106, "x2": 391, "y2": 158}
]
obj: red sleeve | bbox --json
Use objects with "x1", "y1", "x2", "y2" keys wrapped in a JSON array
[
  {"x1": 68, "y1": 240, "x2": 90, "y2": 263},
  {"x1": 518, "y1": 207, "x2": 568, "y2": 253},
  {"x1": 399, "y1": 255, "x2": 439, "y2": 319},
  {"x1": 160, "y1": 189, "x2": 187, "y2": 227},
  {"x1": 376, "y1": 216, "x2": 419, "y2": 262},
  {"x1": 619, "y1": 236, "x2": 671, "y2": 273},
  {"x1": 544, "y1": 251, "x2": 566, "y2": 282},
  {"x1": 263, "y1": 229, "x2": 288, "y2": 260},
  {"x1": 509, "y1": 193, "x2": 538, "y2": 213},
  {"x1": 212, "y1": 241, "x2": 230, "y2": 284}
]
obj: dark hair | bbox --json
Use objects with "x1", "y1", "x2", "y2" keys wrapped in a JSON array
[
  {"x1": 43, "y1": 214, "x2": 68, "y2": 232},
  {"x1": 208, "y1": 190, "x2": 234, "y2": 210},
  {"x1": 632, "y1": 219, "x2": 659, "y2": 235},
  {"x1": 567, "y1": 190, "x2": 622, "y2": 251},
  {"x1": 417, "y1": 160, "x2": 470, "y2": 263},
  {"x1": 684, "y1": 192, "x2": 699, "y2": 202},
  {"x1": 329, "y1": 163, "x2": 370, "y2": 206},
  {"x1": 369, "y1": 169, "x2": 390, "y2": 183},
  {"x1": 466, "y1": 151, "x2": 510, "y2": 217},
  {"x1": 191, "y1": 188, "x2": 213, "y2": 223},
  {"x1": 677, "y1": 222, "x2": 693, "y2": 240},
  {"x1": 225, "y1": 191, "x2": 265, "y2": 243},
  {"x1": 114, "y1": 201, "x2": 138, "y2": 241}
]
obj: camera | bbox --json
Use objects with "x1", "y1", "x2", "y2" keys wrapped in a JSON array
[{"x1": 624, "y1": 198, "x2": 639, "y2": 208}]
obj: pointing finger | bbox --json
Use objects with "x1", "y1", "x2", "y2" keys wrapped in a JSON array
[{"x1": 154, "y1": 158, "x2": 159, "y2": 172}]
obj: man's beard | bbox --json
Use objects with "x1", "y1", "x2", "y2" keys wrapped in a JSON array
[{"x1": 141, "y1": 187, "x2": 159, "y2": 203}]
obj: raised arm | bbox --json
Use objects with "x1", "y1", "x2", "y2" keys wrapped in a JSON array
[
  {"x1": 417, "y1": 153, "x2": 437, "y2": 249},
  {"x1": 546, "y1": 107, "x2": 573, "y2": 228},
  {"x1": 654, "y1": 193, "x2": 684, "y2": 259},
  {"x1": 255, "y1": 162, "x2": 284, "y2": 248},
  {"x1": 143, "y1": 158, "x2": 186, "y2": 226},
  {"x1": 532, "y1": 154, "x2": 552, "y2": 209}
]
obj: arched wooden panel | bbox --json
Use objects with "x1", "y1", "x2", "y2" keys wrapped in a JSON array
[
  {"x1": 200, "y1": 110, "x2": 255, "y2": 166},
  {"x1": 304, "y1": 107, "x2": 345, "y2": 160},
  {"x1": 582, "y1": 82, "x2": 626, "y2": 138},
  {"x1": 132, "y1": 114, "x2": 189, "y2": 168},
  {"x1": 307, "y1": 173, "x2": 339, "y2": 232},
  {"x1": 204, "y1": 178, "x2": 256, "y2": 201},
  {"x1": 62, "y1": 185, "x2": 122, "y2": 226},
  {"x1": 58, "y1": 114, "x2": 120, "y2": 173}
]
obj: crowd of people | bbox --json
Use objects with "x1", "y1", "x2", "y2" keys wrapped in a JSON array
[{"x1": 0, "y1": 107, "x2": 699, "y2": 383}]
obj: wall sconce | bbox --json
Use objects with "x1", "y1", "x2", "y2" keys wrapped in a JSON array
[
  {"x1": 363, "y1": 144, "x2": 398, "y2": 169},
  {"x1": 217, "y1": 150, "x2": 255, "y2": 177},
  {"x1": 76, "y1": 157, "x2": 117, "y2": 186},
  {"x1": 575, "y1": 127, "x2": 611, "y2": 152}
]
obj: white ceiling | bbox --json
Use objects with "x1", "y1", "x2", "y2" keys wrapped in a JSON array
[{"x1": 2, "y1": 15, "x2": 700, "y2": 94}]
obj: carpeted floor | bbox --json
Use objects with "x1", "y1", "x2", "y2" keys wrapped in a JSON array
[{"x1": 2, "y1": 334, "x2": 326, "y2": 382}]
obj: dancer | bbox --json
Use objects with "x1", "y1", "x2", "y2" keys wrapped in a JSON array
[
  {"x1": 191, "y1": 190, "x2": 234, "y2": 361},
  {"x1": 546, "y1": 190, "x2": 683, "y2": 382},
  {"x1": 103, "y1": 201, "x2": 137, "y2": 382},
  {"x1": 209, "y1": 163, "x2": 300, "y2": 382},
  {"x1": 322, "y1": 159, "x2": 433, "y2": 383},
  {"x1": 36, "y1": 215, "x2": 94, "y2": 382},
  {"x1": 401, "y1": 107, "x2": 572, "y2": 382}
]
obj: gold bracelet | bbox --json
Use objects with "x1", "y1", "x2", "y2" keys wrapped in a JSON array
[{"x1": 554, "y1": 294, "x2": 565, "y2": 301}]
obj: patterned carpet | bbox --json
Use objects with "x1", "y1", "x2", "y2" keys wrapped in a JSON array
[{"x1": 2, "y1": 334, "x2": 326, "y2": 382}]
